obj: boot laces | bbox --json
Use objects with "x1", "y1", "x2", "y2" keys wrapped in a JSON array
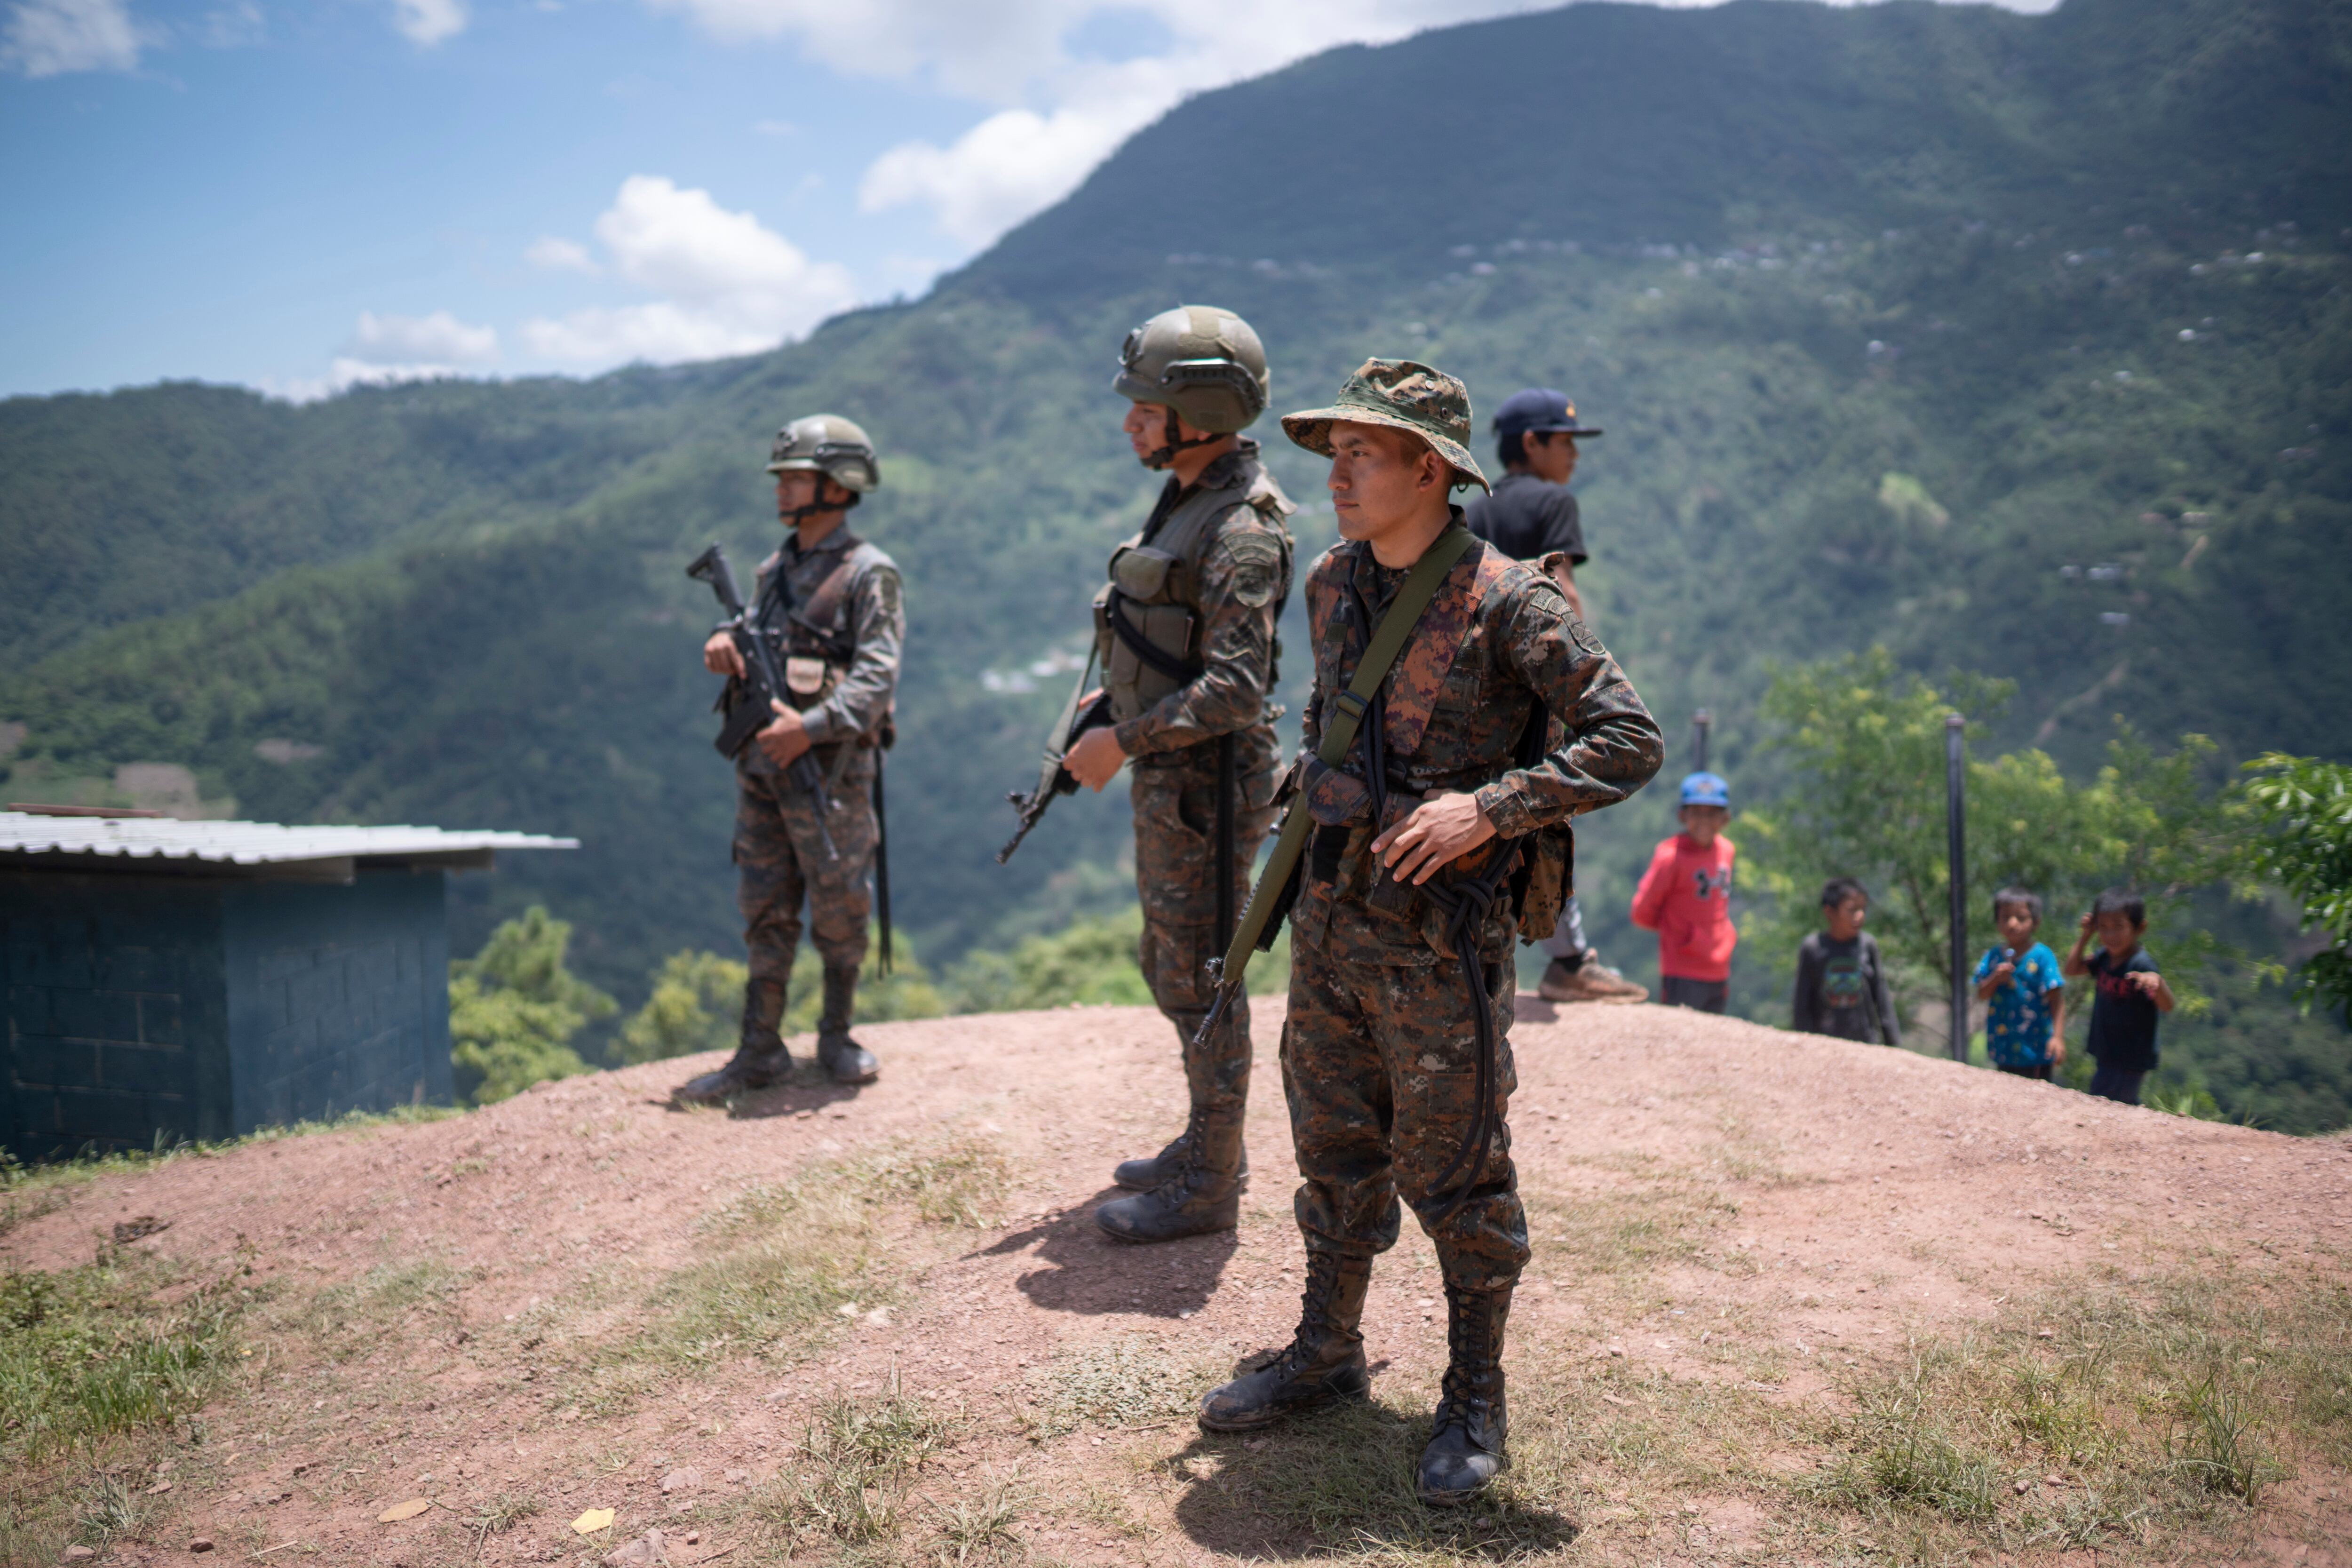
[{"x1": 1263, "y1": 1257, "x2": 1344, "y2": 1380}]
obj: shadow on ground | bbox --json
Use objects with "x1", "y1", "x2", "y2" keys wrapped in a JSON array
[
  {"x1": 1161, "y1": 1395, "x2": 1578, "y2": 1560},
  {"x1": 978, "y1": 1201, "x2": 1241, "y2": 1317}
]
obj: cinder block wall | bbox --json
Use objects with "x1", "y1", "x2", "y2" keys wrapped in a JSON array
[
  {"x1": 3, "y1": 866, "x2": 453, "y2": 1160},
  {"x1": 223, "y1": 871, "x2": 452, "y2": 1133},
  {"x1": 1, "y1": 872, "x2": 230, "y2": 1158}
]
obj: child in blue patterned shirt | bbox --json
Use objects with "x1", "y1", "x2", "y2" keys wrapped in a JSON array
[{"x1": 1973, "y1": 886, "x2": 2066, "y2": 1079}]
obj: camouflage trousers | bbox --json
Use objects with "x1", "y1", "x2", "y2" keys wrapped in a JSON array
[
  {"x1": 736, "y1": 747, "x2": 880, "y2": 1024},
  {"x1": 1131, "y1": 749, "x2": 1276, "y2": 1119},
  {"x1": 1280, "y1": 940, "x2": 1530, "y2": 1292}
]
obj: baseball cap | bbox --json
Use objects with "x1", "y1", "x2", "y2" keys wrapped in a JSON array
[
  {"x1": 1679, "y1": 772, "x2": 1731, "y2": 808},
  {"x1": 1493, "y1": 387, "x2": 1603, "y2": 438}
]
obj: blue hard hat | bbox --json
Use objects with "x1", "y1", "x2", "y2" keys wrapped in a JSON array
[
  {"x1": 1680, "y1": 772, "x2": 1731, "y2": 807},
  {"x1": 1492, "y1": 387, "x2": 1604, "y2": 438}
]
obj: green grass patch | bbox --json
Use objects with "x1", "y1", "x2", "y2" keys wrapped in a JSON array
[
  {"x1": 1802, "y1": 1269, "x2": 2347, "y2": 1552},
  {"x1": 749, "y1": 1389, "x2": 966, "y2": 1557},
  {"x1": 0, "y1": 1249, "x2": 254, "y2": 1458}
]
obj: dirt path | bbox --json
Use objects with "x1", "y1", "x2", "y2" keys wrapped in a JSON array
[{"x1": 8, "y1": 999, "x2": 2348, "y2": 1566}]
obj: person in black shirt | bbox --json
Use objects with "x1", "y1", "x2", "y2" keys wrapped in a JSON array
[
  {"x1": 2061, "y1": 888, "x2": 2175, "y2": 1105},
  {"x1": 1792, "y1": 877, "x2": 1900, "y2": 1044},
  {"x1": 1466, "y1": 387, "x2": 1644, "y2": 1004}
]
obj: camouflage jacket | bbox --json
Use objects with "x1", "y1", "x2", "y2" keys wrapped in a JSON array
[
  {"x1": 1109, "y1": 439, "x2": 1295, "y2": 767},
  {"x1": 739, "y1": 525, "x2": 904, "y2": 776},
  {"x1": 1291, "y1": 519, "x2": 1661, "y2": 965}
]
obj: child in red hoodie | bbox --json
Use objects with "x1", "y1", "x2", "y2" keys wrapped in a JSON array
[{"x1": 1631, "y1": 772, "x2": 1737, "y2": 1012}]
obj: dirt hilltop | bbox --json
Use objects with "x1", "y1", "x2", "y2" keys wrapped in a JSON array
[{"x1": 7, "y1": 998, "x2": 2348, "y2": 1567}]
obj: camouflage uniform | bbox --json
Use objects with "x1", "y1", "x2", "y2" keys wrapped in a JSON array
[
  {"x1": 1085, "y1": 304, "x2": 1295, "y2": 1243},
  {"x1": 1195, "y1": 358, "x2": 1660, "y2": 1507},
  {"x1": 1284, "y1": 530, "x2": 1660, "y2": 1287},
  {"x1": 1111, "y1": 438, "x2": 1293, "y2": 1135},
  {"x1": 734, "y1": 526, "x2": 904, "y2": 1014}
]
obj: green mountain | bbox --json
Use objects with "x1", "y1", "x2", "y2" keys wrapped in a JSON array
[{"x1": 4, "y1": 0, "x2": 2347, "y2": 1116}]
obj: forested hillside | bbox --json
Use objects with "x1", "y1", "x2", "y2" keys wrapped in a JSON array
[{"x1": 3, "y1": 0, "x2": 2346, "y2": 1117}]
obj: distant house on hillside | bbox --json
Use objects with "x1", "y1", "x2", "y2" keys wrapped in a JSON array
[{"x1": 0, "y1": 810, "x2": 575, "y2": 1162}]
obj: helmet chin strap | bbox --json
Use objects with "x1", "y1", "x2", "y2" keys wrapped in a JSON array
[
  {"x1": 1139, "y1": 406, "x2": 1224, "y2": 471},
  {"x1": 777, "y1": 479, "x2": 860, "y2": 526}
]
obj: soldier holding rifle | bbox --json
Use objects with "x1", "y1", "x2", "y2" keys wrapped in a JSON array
[
  {"x1": 1054, "y1": 305, "x2": 1297, "y2": 1244},
  {"x1": 1193, "y1": 361, "x2": 1660, "y2": 1504},
  {"x1": 678, "y1": 415, "x2": 904, "y2": 1099}
]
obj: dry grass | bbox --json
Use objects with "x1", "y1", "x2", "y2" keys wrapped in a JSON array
[{"x1": 1024, "y1": 1333, "x2": 1230, "y2": 1439}]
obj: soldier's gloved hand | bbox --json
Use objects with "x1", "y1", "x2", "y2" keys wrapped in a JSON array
[
  {"x1": 1065, "y1": 724, "x2": 1128, "y2": 793},
  {"x1": 756, "y1": 700, "x2": 812, "y2": 766},
  {"x1": 1373, "y1": 792, "x2": 1496, "y2": 886},
  {"x1": 704, "y1": 632, "x2": 746, "y2": 677}
]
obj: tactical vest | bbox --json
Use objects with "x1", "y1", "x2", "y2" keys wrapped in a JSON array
[
  {"x1": 1095, "y1": 460, "x2": 1294, "y2": 723},
  {"x1": 753, "y1": 536, "x2": 883, "y2": 713}
]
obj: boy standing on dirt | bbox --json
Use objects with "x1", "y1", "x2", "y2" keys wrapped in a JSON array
[
  {"x1": 1792, "y1": 877, "x2": 1899, "y2": 1044},
  {"x1": 1631, "y1": 772, "x2": 1737, "y2": 1012},
  {"x1": 1974, "y1": 886, "x2": 2066, "y2": 1079},
  {"x1": 2063, "y1": 888, "x2": 2175, "y2": 1105}
]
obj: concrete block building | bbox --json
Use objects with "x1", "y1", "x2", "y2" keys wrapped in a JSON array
[{"x1": 1, "y1": 812, "x2": 574, "y2": 1160}]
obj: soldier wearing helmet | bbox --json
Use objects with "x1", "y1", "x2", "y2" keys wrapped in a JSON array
[
  {"x1": 1062, "y1": 304, "x2": 1297, "y2": 1243},
  {"x1": 678, "y1": 414, "x2": 905, "y2": 1100}
]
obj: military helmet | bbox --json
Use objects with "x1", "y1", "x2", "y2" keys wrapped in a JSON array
[
  {"x1": 765, "y1": 413, "x2": 880, "y2": 493},
  {"x1": 1112, "y1": 305, "x2": 1269, "y2": 434}
]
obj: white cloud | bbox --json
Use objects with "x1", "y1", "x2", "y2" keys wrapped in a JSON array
[
  {"x1": 2, "y1": 0, "x2": 142, "y2": 76},
  {"x1": 521, "y1": 175, "x2": 857, "y2": 366},
  {"x1": 392, "y1": 0, "x2": 467, "y2": 46},
  {"x1": 859, "y1": 101, "x2": 1133, "y2": 247},
  {"x1": 667, "y1": 0, "x2": 2062, "y2": 252},
  {"x1": 265, "y1": 358, "x2": 466, "y2": 405},
  {"x1": 200, "y1": 1, "x2": 263, "y2": 48},
  {"x1": 346, "y1": 309, "x2": 499, "y2": 365},
  {"x1": 525, "y1": 235, "x2": 598, "y2": 273}
]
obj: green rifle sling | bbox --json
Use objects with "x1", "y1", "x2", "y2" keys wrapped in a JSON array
[{"x1": 1211, "y1": 524, "x2": 1479, "y2": 986}]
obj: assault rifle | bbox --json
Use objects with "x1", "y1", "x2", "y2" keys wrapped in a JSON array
[
  {"x1": 996, "y1": 656, "x2": 1115, "y2": 864},
  {"x1": 688, "y1": 543, "x2": 835, "y2": 862}
]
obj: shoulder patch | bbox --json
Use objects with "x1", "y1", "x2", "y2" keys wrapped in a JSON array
[{"x1": 1216, "y1": 531, "x2": 1286, "y2": 609}]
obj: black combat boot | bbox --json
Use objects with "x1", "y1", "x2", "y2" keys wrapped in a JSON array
[
  {"x1": 813, "y1": 963, "x2": 878, "y2": 1085},
  {"x1": 1112, "y1": 1112, "x2": 1251, "y2": 1192},
  {"x1": 676, "y1": 980, "x2": 791, "y2": 1103},
  {"x1": 1094, "y1": 1106, "x2": 1241, "y2": 1242},
  {"x1": 1198, "y1": 1251, "x2": 1373, "y2": 1432},
  {"x1": 1415, "y1": 1282, "x2": 1513, "y2": 1505}
]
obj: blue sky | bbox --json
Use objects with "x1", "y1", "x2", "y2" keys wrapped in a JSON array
[{"x1": 0, "y1": 0, "x2": 2055, "y2": 401}]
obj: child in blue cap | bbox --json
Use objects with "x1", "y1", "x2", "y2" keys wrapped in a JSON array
[{"x1": 1631, "y1": 772, "x2": 1738, "y2": 1011}]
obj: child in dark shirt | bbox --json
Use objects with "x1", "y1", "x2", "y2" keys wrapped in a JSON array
[
  {"x1": 1792, "y1": 877, "x2": 1899, "y2": 1044},
  {"x1": 2061, "y1": 887, "x2": 2175, "y2": 1105}
]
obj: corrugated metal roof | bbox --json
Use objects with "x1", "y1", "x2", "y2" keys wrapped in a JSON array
[{"x1": 0, "y1": 812, "x2": 578, "y2": 867}]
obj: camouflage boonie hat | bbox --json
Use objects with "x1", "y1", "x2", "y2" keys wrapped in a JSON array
[{"x1": 1280, "y1": 358, "x2": 1489, "y2": 492}]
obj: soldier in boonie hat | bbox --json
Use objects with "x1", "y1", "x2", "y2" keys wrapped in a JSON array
[
  {"x1": 1201, "y1": 355, "x2": 1663, "y2": 1507},
  {"x1": 1280, "y1": 358, "x2": 1489, "y2": 493}
]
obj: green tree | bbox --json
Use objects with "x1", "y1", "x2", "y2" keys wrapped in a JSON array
[
  {"x1": 2237, "y1": 754, "x2": 2352, "y2": 1016},
  {"x1": 775, "y1": 931, "x2": 949, "y2": 1035},
  {"x1": 940, "y1": 910, "x2": 1156, "y2": 1014},
  {"x1": 448, "y1": 907, "x2": 617, "y2": 1105},
  {"x1": 617, "y1": 950, "x2": 748, "y2": 1065}
]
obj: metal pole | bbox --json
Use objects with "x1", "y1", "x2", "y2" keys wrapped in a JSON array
[
  {"x1": 1945, "y1": 712, "x2": 1968, "y2": 1062},
  {"x1": 1693, "y1": 708, "x2": 1712, "y2": 773}
]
